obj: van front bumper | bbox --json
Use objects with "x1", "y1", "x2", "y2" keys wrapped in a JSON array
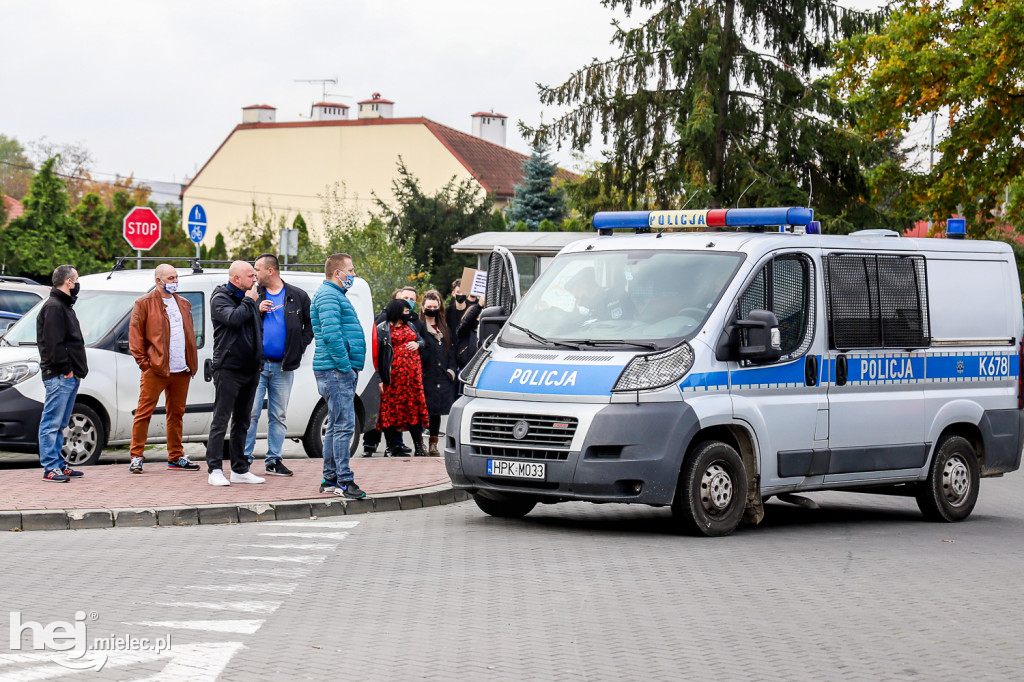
[
  {"x1": 0, "y1": 386, "x2": 43, "y2": 453},
  {"x1": 445, "y1": 399, "x2": 701, "y2": 506}
]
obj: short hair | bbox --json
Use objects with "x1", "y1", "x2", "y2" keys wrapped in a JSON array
[
  {"x1": 452, "y1": 278, "x2": 462, "y2": 289},
  {"x1": 325, "y1": 253, "x2": 352, "y2": 278},
  {"x1": 400, "y1": 286, "x2": 417, "y2": 295},
  {"x1": 255, "y1": 253, "x2": 279, "y2": 271},
  {"x1": 52, "y1": 265, "x2": 76, "y2": 288}
]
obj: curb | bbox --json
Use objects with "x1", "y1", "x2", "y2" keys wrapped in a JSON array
[{"x1": 2, "y1": 487, "x2": 471, "y2": 533}]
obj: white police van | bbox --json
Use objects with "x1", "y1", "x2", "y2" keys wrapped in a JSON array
[
  {"x1": 0, "y1": 262, "x2": 378, "y2": 465},
  {"x1": 446, "y1": 208, "x2": 1024, "y2": 535}
]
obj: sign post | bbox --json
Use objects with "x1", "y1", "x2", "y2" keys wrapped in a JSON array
[
  {"x1": 122, "y1": 206, "x2": 162, "y2": 268},
  {"x1": 280, "y1": 228, "x2": 298, "y2": 266},
  {"x1": 187, "y1": 204, "x2": 208, "y2": 258}
]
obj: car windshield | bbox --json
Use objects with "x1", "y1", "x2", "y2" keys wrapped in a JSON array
[
  {"x1": 1, "y1": 291, "x2": 139, "y2": 346},
  {"x1": 501, "y1": 250, "x2": 744, "y2": 349}
]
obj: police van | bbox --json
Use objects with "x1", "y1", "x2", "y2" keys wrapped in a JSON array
[
  {"x1": 0, "y1": 262, "x2": 378, "y2": 465},
  {"x1": 446, "y1": 208, "x2": 1024, "y2": 536}
]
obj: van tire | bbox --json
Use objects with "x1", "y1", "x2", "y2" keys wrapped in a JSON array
[
  {"x1": 472, "y1": 491, "x2": 537, "y2": 518},
  {"x1": 671, "y1": 440, "x2": 747, "y2": 537},
  {"x1": 302, "y1": 402, "x2": 363, "y2": 459},
  {"x1": 62, "y1": 403, "x2": 105, "y2": 466},
  {"x1": 916, "y1": 435, "x2": 980, "y2": 522}
]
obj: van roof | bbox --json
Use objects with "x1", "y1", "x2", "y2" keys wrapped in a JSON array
[
  {"x1": 79, "y1": 267, "x2": 326, "y2": 292},
  {"x1": 560, "y1": 230, "x2": 1014, "y2": 257}
]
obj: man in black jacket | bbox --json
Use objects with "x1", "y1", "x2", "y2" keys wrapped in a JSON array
[
  {"x1": 206, "y1": 261, "x2": 266, "y2": 486},
  {"x1": 36, "y1": 264, "x2": 88, "y2": 482},
  {"x1": 243, "y1": 253, "x2": 313, "y2": 476}
]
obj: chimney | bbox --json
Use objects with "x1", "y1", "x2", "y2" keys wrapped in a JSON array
[
  {"x1": 311, "y1": 102, "x2": 350, "y2": 121},
  {"x1": 471, "y1": 111, "x2": 507, "y2": 146},
  {"x1": 357, "y1": 92, "x2": 394, "y2": 120},
  {"x1": 242, "y1": 104, "x2": 276, "y2": 124}
]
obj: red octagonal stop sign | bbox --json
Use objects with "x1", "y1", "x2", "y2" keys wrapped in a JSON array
[{"x1": 123, "y1": 206, "x2": 162, "y2": 251}]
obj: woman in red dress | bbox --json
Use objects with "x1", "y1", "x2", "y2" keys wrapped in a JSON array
[{"x1": 372, "y1": 299, "x2": 430, "y2": 456}]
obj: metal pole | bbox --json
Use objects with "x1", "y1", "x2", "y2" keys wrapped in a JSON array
[
  {"x1": 137, "y1": 249, "x2": 142, "y2": 269},
  {"x1": 928, "y1": 113, "x2": 937, "y2": 232}
]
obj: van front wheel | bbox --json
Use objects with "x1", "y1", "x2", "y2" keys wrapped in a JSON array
[
  {"x1": 672, "y1": 440, "x2": 747, "y2": 537},
  {"x1": 472, "y1": 491, "x2": 537, "y2": 518},
  {"x1": 916, "y1": 435, "x2": 980, "y2": 522},
  {"x1": 302, "y1": 402, "x2": 364, "y2": 459}
]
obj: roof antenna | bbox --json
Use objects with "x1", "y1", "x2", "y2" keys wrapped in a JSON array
[
  {"x1": 807, "y1": 167, "x2": 814, "y2": 208},
  {"x1": 656, "y1": 193, "x2": 697, "y2": 238},
  {"x1": 735, "y1": 179, "x2": 756, "y2": 208}
]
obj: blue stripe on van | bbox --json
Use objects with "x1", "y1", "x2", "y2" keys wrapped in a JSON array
[{"x1": 476, "y1": 361, "x2": 624, "y2": 395}]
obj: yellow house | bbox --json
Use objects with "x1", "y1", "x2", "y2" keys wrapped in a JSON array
[{"x1": 181, "y1": 95, "x2": 527, "y2": 247}]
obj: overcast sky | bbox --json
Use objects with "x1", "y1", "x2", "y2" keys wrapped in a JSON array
[{"x1": 2, "y1": 0, "x2": 892, "y2": 193}]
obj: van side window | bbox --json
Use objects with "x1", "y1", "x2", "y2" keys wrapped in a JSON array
[
  {"x1": 824, "y1": 253, "x2": 930, "y2": 350},
  {"x1": 737, "y1": 254, "x2": 815, "y2": 362},
  {"x1": 180, "y1": 292, "x2": 205, "y2": 348}
]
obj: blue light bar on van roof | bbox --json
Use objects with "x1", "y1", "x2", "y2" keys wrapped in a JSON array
[{"x1": 592, "y1": 207, "x2": 814, "y2": 232}]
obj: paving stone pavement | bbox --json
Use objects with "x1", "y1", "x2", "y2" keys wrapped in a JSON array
[{"x1": 3, "y1": 472, "x2": 1024, "y2": 680}]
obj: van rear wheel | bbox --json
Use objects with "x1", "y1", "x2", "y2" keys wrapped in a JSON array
[
  {"x1": 916, "y1": 435, "x2": 980, "y2": 522},
  {"x1": 671, "y1": 440, "x2": 747, "y2": 537},
  {"x1": 472, "y1": 491, "x2": 537, "y2": 518}
]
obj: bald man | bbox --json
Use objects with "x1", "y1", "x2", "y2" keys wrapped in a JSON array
[
  {"x1": 128, "y1": 264, "x2": 199, "y2": 474},
  {"x1": 206, "y1": 260, "x2": 266, "y2": 486}
]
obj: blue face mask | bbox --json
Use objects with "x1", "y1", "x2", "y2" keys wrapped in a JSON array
[
  {"x1": 163, "y1": 282, "x2": 178, "y2": 294},
  {"x1": 336, "y1": 272, "x2": 355, "y2": 290},
  {"x1": 405, "y1": 299, "x2": 415, "y2": 312}
]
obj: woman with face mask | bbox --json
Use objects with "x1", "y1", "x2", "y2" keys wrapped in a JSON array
[
  {"x1": 448, "y1": 279, "x2": 482, "y2": 377},
  {"x1": 413, "y1": 290, "x2": 457, "y2": 456},
  {"x1": 372, "y1": 298, "x2": 430, "y2": 457}
]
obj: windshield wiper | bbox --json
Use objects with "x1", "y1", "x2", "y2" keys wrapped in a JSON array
[
  {"x1": 508, "y1": 323, "x2": 581, "y2": 350},
  {"x1": 562, "y1": 339, "x2": 660, "y2": 351}
]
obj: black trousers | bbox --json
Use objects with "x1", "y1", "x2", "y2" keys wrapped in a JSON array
[{"x1": 206, "y1": 368, "x2": 260, "y2": 474}]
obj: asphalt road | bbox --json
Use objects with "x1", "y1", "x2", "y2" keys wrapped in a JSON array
[{"x1": 3, "y1": 473, "x2": 1024, "y2": 680}]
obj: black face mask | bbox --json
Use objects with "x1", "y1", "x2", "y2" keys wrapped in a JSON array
[
  {"x1": 455, "y1": 295, "x2": 467, "y2": 303},
  {"x1": 70, "y1": 282, "x2": 80, "y2": 297},
  {"x1": 423, "y1": 308, "x2": 438, "y2": 318}
]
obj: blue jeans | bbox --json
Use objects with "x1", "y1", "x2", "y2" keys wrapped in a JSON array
[
  {"x1": 314, "y1": 369, "x2": 357, "y2": 483},
  {"x1": 244, "y1": 361, "x2": 295, "y2": 464},
  {"x1": 38, "y1": 376, "x2": 79, "y2": 472}
]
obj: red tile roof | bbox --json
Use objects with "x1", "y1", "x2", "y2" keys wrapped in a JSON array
[
  {"x1": 313, "y1": 102, "x2": 349, "y2": 108},
  {"x1": 242, "y1": 104, "x2": 276, "y2": 110},
  {"x1": 3, "y1": 195, "x2": 24, "y2": 225},
  {"x1": 471, "y1": 111, "x2": 507, "y2": 119},
  {"x1": 358, "y1": 93, "x2": 394, "y2": 105}
]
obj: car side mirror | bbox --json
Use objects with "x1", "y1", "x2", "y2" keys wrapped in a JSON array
[
  {"x1": 715, "y1": 309, "x2": 782, "y2": 364},
  {"x1": 477, "y1": 305, "x2": 507, "y2": 348}
]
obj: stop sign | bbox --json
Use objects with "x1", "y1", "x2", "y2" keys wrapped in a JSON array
[{"x1": 123, "y1": 206, "x2": 162, "y2": 251}]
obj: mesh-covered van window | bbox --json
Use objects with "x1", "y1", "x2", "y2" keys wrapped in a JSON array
[
  {"x1": 736, "y1": 254, "x2": 815, "y2": 361},
  {"x1": 824, "y1": 253, "x2": 930, "y2": 350}
]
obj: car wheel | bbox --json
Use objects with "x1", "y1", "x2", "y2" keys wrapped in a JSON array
[
  {"x1": 302, "y1": 402, "x2": 364, "y2": 459},
  {"x1": 916, "y1": 435, "x2": 980, "y2": 522},
  {"x1": 671, "y1": 440, "x2": 747, "y2": 537},
  {"x1": 472, "y1": 491, "x2": 537, "y2": 518},
  {"x1": 62, "y1": 404, "x2": 105, "y2": 466}
]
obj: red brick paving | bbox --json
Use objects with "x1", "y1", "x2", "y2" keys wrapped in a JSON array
[{"x1": 0, "y1": 458, "x2": 450, "y2": 511}]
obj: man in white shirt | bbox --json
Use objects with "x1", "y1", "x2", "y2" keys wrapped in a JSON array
[{"x1": 127, "y1": 264, "x2": 199, "y2": 473}]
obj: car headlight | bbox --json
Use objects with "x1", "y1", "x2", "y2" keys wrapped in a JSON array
[
  {"x1": 0, "y1": 361, "x2": 40, "y2": 388},
  {"x1": 612, "y1": 343, "x2": 694, "y2": 392},
  {"x1": 459, "y1": 348, "x2": 491, "y2": 388}
]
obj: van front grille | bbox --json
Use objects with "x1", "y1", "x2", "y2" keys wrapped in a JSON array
[
  {"x1": 470, "y1": 413, "x2": 578, "y2": 449},
  {"x1": 474, "y1": 445, "x2": 570, "y2": 461}
]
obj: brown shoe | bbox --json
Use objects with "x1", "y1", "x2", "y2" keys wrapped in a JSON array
[{"x1": 428, "y1": 436, "x2": 440, "y2": 457}]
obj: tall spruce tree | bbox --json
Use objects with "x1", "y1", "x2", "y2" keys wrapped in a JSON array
[
  {"x1": 506, "y1": 141, "x2": 567, "y2": 230},
  {"x1": 530, "y1": 0, "x2": 887, "y2": 231}
]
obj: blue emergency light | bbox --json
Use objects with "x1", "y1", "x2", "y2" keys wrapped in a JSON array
[
  {"x1": 592, "y1": 207, "x2": 814, "y2": 235},
  {"x1": 946, "y1": 218, "x2": 966, "y2": 240}
]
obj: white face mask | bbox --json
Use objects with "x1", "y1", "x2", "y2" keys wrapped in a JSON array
[{"x1": 163, "y1": 281, "x2": 178, "y2": 294}]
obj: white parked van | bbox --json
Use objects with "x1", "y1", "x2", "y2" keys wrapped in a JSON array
[
  {"x1": 447, "y1": 207, "x2": 1024, "y2": 535},
  {"x1": 0, "y1": 264, "x2": 379, "y2": 465}
]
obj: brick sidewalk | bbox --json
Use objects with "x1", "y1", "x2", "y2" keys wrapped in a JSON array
[{"x1": 1, "y1": 457, "x2": 450, "y2": 511}]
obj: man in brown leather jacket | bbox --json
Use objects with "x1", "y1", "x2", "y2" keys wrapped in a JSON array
[{"x1": 127, "y1": 264, "x2": 199, "y2": 473}]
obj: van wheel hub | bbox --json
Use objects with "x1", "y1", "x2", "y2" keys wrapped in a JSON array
[
  {"x1": 943, "y1": 455, "x2": 970, "y2": 505},
  {"x1": 701, "y1": 463, "x2": 733, "y2": 512}
]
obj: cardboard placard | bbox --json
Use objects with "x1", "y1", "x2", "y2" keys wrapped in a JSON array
[{"x1": 461, "y1": 267, "x2": 488, "y2": 297}]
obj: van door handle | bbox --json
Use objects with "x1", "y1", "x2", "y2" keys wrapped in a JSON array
[
  {"x1": 836, "y1": 355, "x2": 848, "y2": 386},
  {"x1": 805, "y1": 355, "x2": 818, "y2": 386}
]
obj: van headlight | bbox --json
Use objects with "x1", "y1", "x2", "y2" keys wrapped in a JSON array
[
  {"x1": 459, "y1": 349, "x2": 491, "y2": 388},
  {"x1": 612, "y1": 343, "x2": 694, "y2": 392},
  {"x1": 0, "y1": 361, "x2": 40, "y2": 388}
]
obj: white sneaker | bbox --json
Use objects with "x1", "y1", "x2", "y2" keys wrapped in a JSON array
[
  {"x1": 230, "y1": 471, "x2": 265, "y2": 484},
  {"x1": 208, "y1": 470, "x2": 230, "y2": 487}
]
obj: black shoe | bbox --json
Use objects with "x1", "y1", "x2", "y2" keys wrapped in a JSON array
[
  {"x1": 319, "y1": 478, "x2": 338, "y2": 494},
  {"x1": 413, "y1": 440, "x2": 426, "y2": 457},
  {"x1": 362, "y1": 447, "x2": 374, "y2": 458},
  {"x1": 265, "y1": 461, "x2": 293, "y2": 477},
  {"x1": 339, "y1": 480, "x2": 366, "y2": 499}
]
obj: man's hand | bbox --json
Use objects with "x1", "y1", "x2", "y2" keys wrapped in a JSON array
[
  {"x1": 244, "y1": 284, "x2": 259, "y2": 301},
  {"x1": 63, "y1": 371, "x2": 73, "y2": 379},
  {"x1": 258, "y1": 299, "x2": 273, "y2": 312}
]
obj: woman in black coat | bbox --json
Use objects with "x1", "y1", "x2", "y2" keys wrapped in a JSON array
[{"x1": 414, "y1": 290, "x2": 457, "y2": 456}]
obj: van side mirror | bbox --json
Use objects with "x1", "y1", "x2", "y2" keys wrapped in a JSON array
[
  {"x1": 477, "y1": 305, "x2": 507, "y2": 348},
  {"x1": 716, "y1": 309, "x2": 782, "y2": 364}
]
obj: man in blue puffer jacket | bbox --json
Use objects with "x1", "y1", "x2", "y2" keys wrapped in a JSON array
[{"x1": 311, "y1": 252, "x2": 367, "y2": 498}]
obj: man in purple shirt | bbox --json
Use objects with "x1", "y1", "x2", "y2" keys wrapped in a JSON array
[{"x1": 244, "y1": 254, "x2": 313, "y2": 476}]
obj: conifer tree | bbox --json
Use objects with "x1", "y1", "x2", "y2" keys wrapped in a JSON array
[{"x1": 505, "y1": 141, "x2": 566, "y2": 230}]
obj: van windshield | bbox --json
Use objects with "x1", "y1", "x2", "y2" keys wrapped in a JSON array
[
  {"x1": 502, "y1": 250, "x2": 744, "y2": 349},
  {"x1": 1, "y1": 291, "x2": 139, "y2": 346}
]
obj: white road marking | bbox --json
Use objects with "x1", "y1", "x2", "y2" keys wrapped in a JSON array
[
  {"x1": 0, "y1": 643, "x2": 244, "y2": 682},
  {"x1": 263, "y1": 521, "x2": 360, "y2": 528},
  {"x1": 198, "y1": 567, "x2": 310, "y2": 578},
  {"x1": 228, "y1": 555, "x2": 325, "y2": 564},
  {"x1": 232, "y1": 543, "x2": 338, "y2": 551},
  {"x1": 125, "y1": 620, "x2": 264, "y2": 635},
  {"x1": 258, "y1": 532, "x2": 349, "y2": 540},
  {"x1": 182, "y1": 583, "x2": 297, "y2": 594},
  {"x1": 142, "y1": 600, "x2": 282, "y2": 614}
]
